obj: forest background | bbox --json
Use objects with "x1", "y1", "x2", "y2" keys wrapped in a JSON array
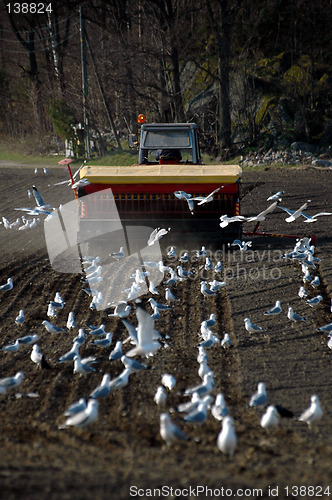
[{"x1": 0, "y1": 0, "x2": 331, "y2": 159}]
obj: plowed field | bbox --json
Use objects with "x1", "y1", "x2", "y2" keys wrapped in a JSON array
[{"x1": 0, "y1": 163, "x2": 331, "y2": 500}]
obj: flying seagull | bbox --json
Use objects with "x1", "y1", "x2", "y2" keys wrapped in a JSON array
[
  {"x1": 14, "y1": 185, "x2": 53, "y2": 215},
  {"x1": 125, "y1": 306, "x2": 161, "y2": 358},
  {"x1": 279, "y1": 201, "x2": 311, "y2": 223}
]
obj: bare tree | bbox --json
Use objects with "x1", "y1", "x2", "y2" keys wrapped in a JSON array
[{"x1": 206, "y1": 0, "x2": 233, "y2": 148}]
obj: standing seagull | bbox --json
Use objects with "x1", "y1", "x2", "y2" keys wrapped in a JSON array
[
  {"x1": 92, "y1": 332, "x2": 113, "y2": 348},
  {"x1": 1, "y1": 340, "x2": 20, "y2": 353},
  {"x1": 59, "y1": 342, "x2": 81, "y2": 363},
  {"x1": 211, "y1": 393, "x2": 229, "y2": 421},
  {"x1": 217, "y1": 416, "x2": 237, "y2": 457},
  {"x1": 165, "y1": 287, "x2": 178, "y2": 303},
  {"x1": 264, "y1": 300, "x2": 282, "y2": 316},
  {"x1": 67, "y1": 312, "x2": 77, "y2": 330},
  {"x1": 109, "y1": 340, "x2": 123, "y2": 360},
  {"x1": 42, "y1": 320, "x2": 66, "y2": 334},
  {"x1": 109, "y1": 367, "x2": 134, "y2": 390},
  {"x1": 154, "y1": 386, "x2": 167, "y2": 407},
  {"x1": 161, "y1": 373, "x2": 176, "y2": 390},
  {"x1": 260, "y1": 405, "x2": 280, "y2": 432},
  {"x1": 200, "y1": 281, "x2": 217, "y2": 297},
  {"x1": 17, "y1": 334, "x2": 39, "y2": 345},
  {"x1": 90, "y1": 374, "x2": 111, "y2": 399},
  {"x1": 221, "y1": 333, "x2": 232, "y2": 349},
  {"x1": 310, "y1": 276, "x2": 320, "y2": 288},
  {"x1": 73, "y1": 355, "x2": 97, "y2": 376},
  {"x1": 0, "y1": 372, "x2": 24, "y2": 390},
  {"x1": 298, "y1": 286, "x2": 308, "y2": 299},
  {"x1": 60, "y1": 399, "x2": 99, "y2": 429},
  {"x1": 298, "y1": 394, "x2": 323, "y2": 428},
  {"x1": 15, "y1": 309, "x2": 25, "y2": 326},
  {"x1": 110, "y1": 246, "x2": 125, "y2": 259},
  {"x1": 306, "y1": 295, "x2": 323, "y2": 307},
  {"x1": 31, "y1": 344, "x2": 51, "y2": 369},
  {"x1": 287, "y1": 307, "x2": 306, "y2": 323},
  {"x1": 249, "y1": 382, "x2": 267, "y2": 408},
  {"x1": 160, "y1": 413, "x2": 189, "y2": 447},
  {"x1": 244, "y1": 317, "x2": 263, "y2": 334},
  {"x1": 0, "y1": 277, "x2": 13, "y2": 291}
]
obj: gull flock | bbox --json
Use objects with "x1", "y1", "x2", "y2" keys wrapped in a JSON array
[{"x1": 0, "y1": 183, "x2": 331, "y2": 457}]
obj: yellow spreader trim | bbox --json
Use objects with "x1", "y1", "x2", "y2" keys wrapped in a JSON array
[{"x1": 79, "y1": 164, "x2": 242, "y2": 185}]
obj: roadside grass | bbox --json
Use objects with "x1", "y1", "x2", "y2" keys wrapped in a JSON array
[
  {"x1": 0, "y1": 137, "x2": 297, "y2": 169},
  {"x1": 0, "y1": 139, "x2": 227, "y2": 167},
  {"x1": 85, "y1": 149, "x2": 138, "y2": 166},
  {"x1": 0, "y1": 147, "x2": 62, "y2": 166},
  {"x1": 0, "y1": 140, "x2": 136, "y2": 167}
]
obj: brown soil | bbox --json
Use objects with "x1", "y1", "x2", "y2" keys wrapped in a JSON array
[{"x1": 0, "y1": 163, "x2": 331, "y2": 500}]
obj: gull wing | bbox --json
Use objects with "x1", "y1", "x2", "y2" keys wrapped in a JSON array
[
  {"x1": 126, "y1": 306, "x2": 161, "y2": 357},
  {"x1": 278, "y1": 205, "x2": 295, "y2": 216},
  {"x1": 121, "y1": 319, "x2": 138, "y2": 345},
  {"x1": 32, "y1": 186, "x2": 47, "y2": 207},
  {"x1": 193, "y1": 186, "x2": 222, "y2": 205},
  {"x1": 136, "y1": 306, "x2": 156, "y2": 346},
  {"x1": 257, "y1": 201, "x2": 278, "y2": 217},
  {"x1": 302, "y1": 211, "x2": 332, "y2": 222}
]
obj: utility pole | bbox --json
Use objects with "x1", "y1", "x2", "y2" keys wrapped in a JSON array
[{"x1": 79, "y1": 6, "x2": 90, "y2": 159}]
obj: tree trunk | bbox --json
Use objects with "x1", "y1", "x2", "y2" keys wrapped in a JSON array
[
  {"x1": 207, "y1": 0, "x2": 232, "y2": 148},
  {"x1": 217, "y1": 12, "x2": 231, "y2": 147},
  {"x1": 6, "y1": 14, "x2": 45, "y2": 132},
  {"x1": 169, "y1": 39, "x2": 186, "y2": 122}
]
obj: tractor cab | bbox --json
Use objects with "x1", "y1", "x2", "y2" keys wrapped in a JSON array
[{"x1": 138, "y1": 123, "x2": 202, "y2": 165}]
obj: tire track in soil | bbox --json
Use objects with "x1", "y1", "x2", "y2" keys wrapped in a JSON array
[{"x1": 139, "y1": 256, "x2": 248, "y2": 447}]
